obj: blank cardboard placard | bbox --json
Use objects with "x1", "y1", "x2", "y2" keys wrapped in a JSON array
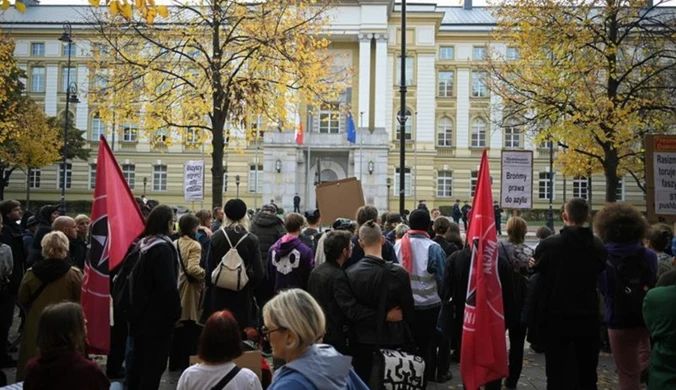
[{"x1": 316, "y1": 177, "x2": 365, "y2": 224}]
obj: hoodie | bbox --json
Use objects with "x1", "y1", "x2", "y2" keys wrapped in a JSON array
[
  {"x1": 267, "y1": 234, "x2": 314, "y2": 293},
  {"x1": 268, "y1": 344, "x2": 368, "y2": 390},
  {"x1": 31, "y1": 257, "x2": 72, "y2": 284},
  {"x1": 250, "y1": 212, "x2": 286, "y2": 263}
]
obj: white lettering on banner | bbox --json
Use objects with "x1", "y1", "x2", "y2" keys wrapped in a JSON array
[
  {"x1": 501, "y1": 151, "x2": 533, "y2": 209},
  {"x1": 184, "y1": 161, "x2": 204, "y2": 201},
  {"x1": 653, "y1": 152, "x2": 676, "y2": 215}
]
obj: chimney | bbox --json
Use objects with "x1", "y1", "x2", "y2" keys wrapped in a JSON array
[{"x1": 463, "y1": 0, "x2": 472, "y2": 10}]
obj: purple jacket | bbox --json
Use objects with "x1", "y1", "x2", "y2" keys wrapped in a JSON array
[
  {"x1": 598, "y1": 242, "x2": 658, "y2": 329},
  {"x1": 267, "y1": 234, "x2": 315, "y2": 293}
]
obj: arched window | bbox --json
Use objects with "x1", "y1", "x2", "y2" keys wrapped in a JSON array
[
  {"x1": 471, "y1": 118, "x2": 486, "y2": 148},
  {"x1": 437, "y1": 117, "x2": 453, "y2": 147},
  {"x1": 396, "y1": 110, "x2": 412, "y2": 140}
]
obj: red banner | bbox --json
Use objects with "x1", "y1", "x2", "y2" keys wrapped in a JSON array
[
  {"x1": 460, "y1": 149, "x2": 508, "y2": 390},
  {"x1": 81, "y1": 136, "x2": 145, "y2": 354}
]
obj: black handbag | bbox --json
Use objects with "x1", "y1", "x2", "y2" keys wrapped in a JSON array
[{"x1": 367, "y1": 262, "x2": 425, "y2": 390}]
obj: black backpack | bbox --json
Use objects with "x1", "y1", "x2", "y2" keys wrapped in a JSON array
[
  {"x1": 607, "y1": 248, "x2": 654, "y2": 326},
  {"x1": 300, "y1": 229, "x2": 322, "y2": 255},
  {"x1": 111, "y1": 243, "x2": 142, "y2": 319}
]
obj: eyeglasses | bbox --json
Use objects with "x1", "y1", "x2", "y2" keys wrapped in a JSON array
[{"x1": 261, "y1": 325, "x2": 286, "y2": 341}]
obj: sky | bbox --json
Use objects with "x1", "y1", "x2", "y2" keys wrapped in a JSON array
[{"x1": 35, "y1": 0, "x2": 490, "y2": 6}]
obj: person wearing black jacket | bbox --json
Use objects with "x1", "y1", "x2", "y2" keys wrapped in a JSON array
[
  {"x1": 206, "y1": 199, "x2": 264, "y2": 330},
  {"x1": 127, "y1": 205, "x2": 182, "y2": 390},
  {"x1": 345, "y1": 206, "x2": 398, "y2": 269},
  {"x1": 26, "y1": 205, "x2": 59, "y2": 268},
  {"x1": 0, "y1": 200, "x2": 24, "y2": 368},
  {"x1": 530, "y1": 198, "x2": 607, "y2": 390},
  {"x1": 346, "y1": 221, "x2": 414, "y2": 383}
]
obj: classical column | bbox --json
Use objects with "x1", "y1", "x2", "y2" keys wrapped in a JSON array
[
  {"x1": 374, "y1": 33, "x2": 388, "y2": 129},
  {"x1": 358, "y1": 33, "x2": 373, "y2": 127}
]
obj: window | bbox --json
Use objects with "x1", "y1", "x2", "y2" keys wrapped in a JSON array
[
  {"x1": 57, "y1": 163, "x2": 72, "y2": 189},
  {"x1": 89, "y1": 164, "x2": 97, "y2": 189},
  {"x1": 122, "y1": 164, "x2": 135, "y2": 189},
  {"x1": 396, "y1": 110, "x2": 412, "y2": 140},
  {"x1": 28, "y1": 169, "x2": 40, "y2": 189},
  {"x1": 63, "y1": 42, "x2": 76, "y2": 57},
  {"x1": 471, "y1": 119, "x2": 487, "y2": 148},
  {"x1": 539, "y1": 139, "x2": 554, "y2": 149},
  {"x1": 122, "y1": 122, "x2": 138, "y2": 142},
  {"x1": 438, "y1": 71, "x2": 454, "y2": 97},
  {"x1": 504, "y1": 126, "x2": 521, "y2": 149},
  {"x1": 397, "y1": 56, "x2": 414, "y2": 86},
  {"x1": 472, "y1": 72, "x2": 488, "y2": 98},
  {"x1": 473, "y1": 46, "x2": 486, "y2": 60},
  {"x1": 318, "y1": 105, "x2": 340, "y2": 134},
  {"x1": 437, "y1": 171, "x2": 453, "y2": 198},
  {"x1": 31, "y1": 42, "x2": 45, "y2": 56},
  {"x1": 573, "y1": 176, "x2": 588, "y2": 199},
  {"x1": 539, "y1": 172, "x2": 555, "y2": 200},
  {"x1": 186, "y1": 128, "x2": 200, "y2": 144},
  {"x1": 439, "y1": 46, "x2": 454, "y2": 60},
  {"x1": 93, "y1": 74, "x2": 107, "y2": 90},
  {"x1": 91, "y1": 115, "x2": 105, "y2": 141},
  {"x1": 61, "y1": 67, "x2": 76, "y2": 92},
  {"x1": 437, "y1": 117, "x2": 453, "y2": 147},
  {"x1": 153, "y1": 165, "x2": 167, "y2": 191},
  {"x1": 31, "y1": 66, "x2": 45, "y2": 93},
  {"x1": 248, "y1": 164, "x2": 264, "y2": 193},
  {"x1": 470, "y1": 171, "x2": 479, "y2": 197},
  {"x1": 154, "y1": 129, "x2": 168, "y2": 143},
  {"x1": 616, "y1": 178, "x2": 624, "y2": 201},
  {"x1": 393, "y1": 168, "x2": 412, "y2": 196},
  {"x1": 506, "y1": 47, "x2": 519, "y2": 61}
]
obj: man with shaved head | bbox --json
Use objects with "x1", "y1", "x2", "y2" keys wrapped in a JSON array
[{"x1": 52, "y1": 216, "x2": 80, "y2": 268}]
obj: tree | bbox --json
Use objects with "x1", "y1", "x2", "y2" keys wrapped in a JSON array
[
  {"x1": 486, "y1": 0, "x2": 676, "y2": 202},
  {"x1": 0, "y1": 97, "x2": 62, "y2": 200},
  {"x1": 48, "y1": 112, "x2": 91, "y2": 161},
  {"x1": 87, "y1": 0, "x2": 345, "y2": 207},
  {"x1": 0, "y1": 29, "x2": 25, "y2": 144}
]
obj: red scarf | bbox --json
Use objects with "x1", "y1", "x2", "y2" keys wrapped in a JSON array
[{"x1": 400, "y1": 230, "x2": 430, "y2": 273}]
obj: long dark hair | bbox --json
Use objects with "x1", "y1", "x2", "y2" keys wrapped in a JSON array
[
  {"x1": 142, "y1": 204, "x2": 174, "y2": 237},
  {"x1": 37, "y1": 302, "x2": 86, "y2": 355}
]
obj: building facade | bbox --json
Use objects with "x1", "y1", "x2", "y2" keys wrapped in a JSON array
[{"x1": 2, "y1": 0, "x2": 644, "y2": 213}]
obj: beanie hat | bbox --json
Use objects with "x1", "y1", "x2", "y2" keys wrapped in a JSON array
[
  {"x1": 409, "y1": 209, "x2": 431, "y2": 231},
  {"x1": 224, "y1": 199, "x2": 247, "y2": 221},
  {"x1": 262, "y1": 204, "x2": 277, "y2": 213}
]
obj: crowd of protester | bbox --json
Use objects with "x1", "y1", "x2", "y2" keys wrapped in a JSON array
[{"x1": 0, "y1": 196, "x2": 674, "y2": 390}]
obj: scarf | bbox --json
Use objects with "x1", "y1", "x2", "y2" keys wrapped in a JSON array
[{"x1": 400, "y1": 230, "x2": 430, "y2": 274}]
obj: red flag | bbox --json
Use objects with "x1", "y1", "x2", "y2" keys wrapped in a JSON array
[
  {"x1": 81, "y1": 136, "x2": 145, "y2": 354},
  {"x1": 295, "y1": 122, "x2": 304, "y2": 145},
  {"x1": 460, "y1": 149, "x2": 508, "y2": 390}
]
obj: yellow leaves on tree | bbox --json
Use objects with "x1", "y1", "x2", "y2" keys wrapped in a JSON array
[
  {"x1": 0, "y1": 30, "x2": 26, "y2": 144},
  {"x1": 486, "y1": 0, "x2": 676, "y2": 201}
]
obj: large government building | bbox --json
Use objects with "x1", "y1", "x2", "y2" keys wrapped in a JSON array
[{"x1": 1, "y1": 0, "x2": 645, "y2": 213}]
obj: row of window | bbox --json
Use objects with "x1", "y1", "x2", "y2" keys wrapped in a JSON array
[
  {"x1": 28, "y1": 42, "x2": 76, "y2": 57},
  {"x1": 28, "y1": 66, "x2": 76, "y2": 93},
  {"x1": 437, "y1": 45, "x2": 518, "y2": 62},
  {"x1": 397, "y1": 58, "x2": 489, "y2": 97}
]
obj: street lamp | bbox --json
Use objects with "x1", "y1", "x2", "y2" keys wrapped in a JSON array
[
  {"x1": 386, "y1": 177, "x2": 391, "y2": 210},
  {"x1": 275, "y1": 159, "x2": 282, "y2": 173},
  {"x1": 398, "y1": 0, "x2": 407, "y2": 216},
  {"x1": 546, "y1": 137, "x2": 554, "y2": 231},
  {"x1": 59, "y1": 23, "x2": 76, "y2": 215},
  {"x1": 235, "y1": 175, "x2": 240, "y2": 198},
  {"x1": 143, "y1": 177, "x2": 148, "y2": 197}
]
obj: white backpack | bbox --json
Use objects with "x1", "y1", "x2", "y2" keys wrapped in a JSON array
[{"x1": 211, "y1": 229, "x2": 249, "y2": 291}]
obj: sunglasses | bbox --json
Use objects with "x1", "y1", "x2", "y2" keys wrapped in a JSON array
[{"x1": 261, "y1": 325, "x2": 286, "y2": 341}]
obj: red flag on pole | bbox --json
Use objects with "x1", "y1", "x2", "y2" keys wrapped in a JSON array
[
  {"x1": 460, "y1": 149, "x2": 508, "y2": 390},
  {"x1": 295, "y1": 122, "x2": 304, "y2": 145},
  {"x1": 81, "y1": 136, "x2": 145, "y2": 354}
]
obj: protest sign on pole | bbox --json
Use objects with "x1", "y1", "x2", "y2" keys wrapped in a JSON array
[
  {"x1": 645, "y1": 135, "x2": 676, "y2": 222},
  {"x1": 184, "y1": 160, "x2": 205, "y2": 201},
  {"x1": 500, "y1": 150, "x2": 533, "y2": 209}
]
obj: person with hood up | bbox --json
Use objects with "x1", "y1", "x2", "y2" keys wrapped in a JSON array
[
  {"x1": 264, "y1": 289, "x2": 368, "y2": 390},
  {"x1": 267, "y1": 213, "x2": 314, "y2": 294},
  {"x1": 126, "y1": 205, "x2": 182, "y2": 390},
  {"x1": 251, "y1": 204, "x2": 286, "y2": 264},
  {"x1": 596, "y1": 202, "x2": 657, "y2": 390},
  {"x1": 16, "y1": 231, "x2": 83, "y2": 381},
  {"x1": 26, "y1": 204, "x2": 59, "y2": 268}
]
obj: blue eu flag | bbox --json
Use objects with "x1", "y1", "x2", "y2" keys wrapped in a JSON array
[{"x1": 346, "y1": 113, "x2": 356, "y2": 144}]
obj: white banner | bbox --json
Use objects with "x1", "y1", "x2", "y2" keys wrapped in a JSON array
[
  {"x1": 500, "y1": 151, "x2": 533, "y2": 209},
  {"x1": 653, "y1": 152, "x2": 676, "y2": 215},
  {"x1": 184, "y1": 160, "x2": 204, "y2": 201}
]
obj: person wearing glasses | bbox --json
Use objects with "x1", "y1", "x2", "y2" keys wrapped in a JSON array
[{"x1": 263, "y1": 289, "x2": 368, "y2": 390}]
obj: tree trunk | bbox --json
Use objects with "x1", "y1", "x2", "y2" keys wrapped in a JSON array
[
  {"x1": 211, "y1": 116, "x2": 225, "y2": 209},
  {"x1": 604, "y1": 148, "x2": 620, "y2": 203},
  {"x1": 0, "y1": 166, "x2": 16, "y2": 202}
]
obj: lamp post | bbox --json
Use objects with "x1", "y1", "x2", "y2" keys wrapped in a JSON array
[
  {"x1": 143, "y1": 177, "x2": 147, "y2": 197},
  {"x1": 235, "y1": 175, "x2": 240, "y2": 198},
  {"x1": 59, "y1": 23, "x2": 75, "y2": 215},
  {"x1": 386, "y1": 177, "x2": 391, "y2": 210},
  {"x1": 397, "y1": 0, "x2": 407, "y2": 216},
  {"x1": 546, "y1": 137, "x2": 554, "y2": 231}
]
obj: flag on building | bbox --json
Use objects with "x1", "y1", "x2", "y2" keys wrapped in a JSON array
[
  {"x1": 81, "y1": 135, "x2": 145, "y2": 354},
  {"x1": 295, "y1": 122, "x2": 304, "y2": 145},
  {"x1": 460, "y1": 149, "x2": 508, "y2": 390},
  {"x1": 346, "y1": 112, "x2": 356, "y2": 143}
]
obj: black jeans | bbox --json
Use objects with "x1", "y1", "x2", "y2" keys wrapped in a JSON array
[
  {"x1": 429, "y1": 330, "x2": 451, "y2": 379},
  {"x1": 0, "y1": 291, "x2": 15, "y2": 359},
  {"x1": 169, "y1": 321, "x2": 200, "y2": 371},
  {"x1": 412, "y1": 307, "x2": 440, "y2": 385},
  {"x1": 106, "y1": 312, "x2": 128, "y2": 375},
  {"x1": 545, "y1": 322, "x2": 600, "y2": 390},
  {"x1": 127, "y1": 331, "x2": 172, "y2": 390},
  {"x1": 505, "y1": 323, "x2": 528, "y2": 388}
]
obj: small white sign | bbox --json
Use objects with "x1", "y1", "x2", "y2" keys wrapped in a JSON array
[
  {"x1": 500, "y1": 151, "x2": 533, "y2": 209},
  {"x1": 653, "y1": 152, "x2": 676, "y2": 215},
  {"x1": 184, "y1": 160, "x2": 204, "y2": 201}
]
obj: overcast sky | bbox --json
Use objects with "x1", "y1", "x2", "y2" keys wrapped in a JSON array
[{"x1": 35, "y1": 0, "x2": 488, "y2": 6}]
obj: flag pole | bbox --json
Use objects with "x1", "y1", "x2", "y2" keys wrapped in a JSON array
[{"x1": 359, "y1": 112, "x2": 364, "y2": 183}]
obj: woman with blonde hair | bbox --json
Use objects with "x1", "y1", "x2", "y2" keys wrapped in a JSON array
[
  {"x1": 16, "y1": 231, "x2": 83, "y2": 381},
  {"x1": 264, "y1": 289, "x2": 368, "y2": 390}
]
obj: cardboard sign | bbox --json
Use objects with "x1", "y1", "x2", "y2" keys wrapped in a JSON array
[
  {"x1": 500, "y1": 150, "x2": 533, "y2": 209},
  {"x1": 184, "y1": 160, "x2": 205, "y2": 201},
  {"x1": 190, "y1": 350, "x2": 262, "y2": 381},
  {"x1": 645, "y1": 135, "x2": 676, "y2": 222},
  {"x1": 315, "y1": 177, "x2": 365, "y2": 224}
]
